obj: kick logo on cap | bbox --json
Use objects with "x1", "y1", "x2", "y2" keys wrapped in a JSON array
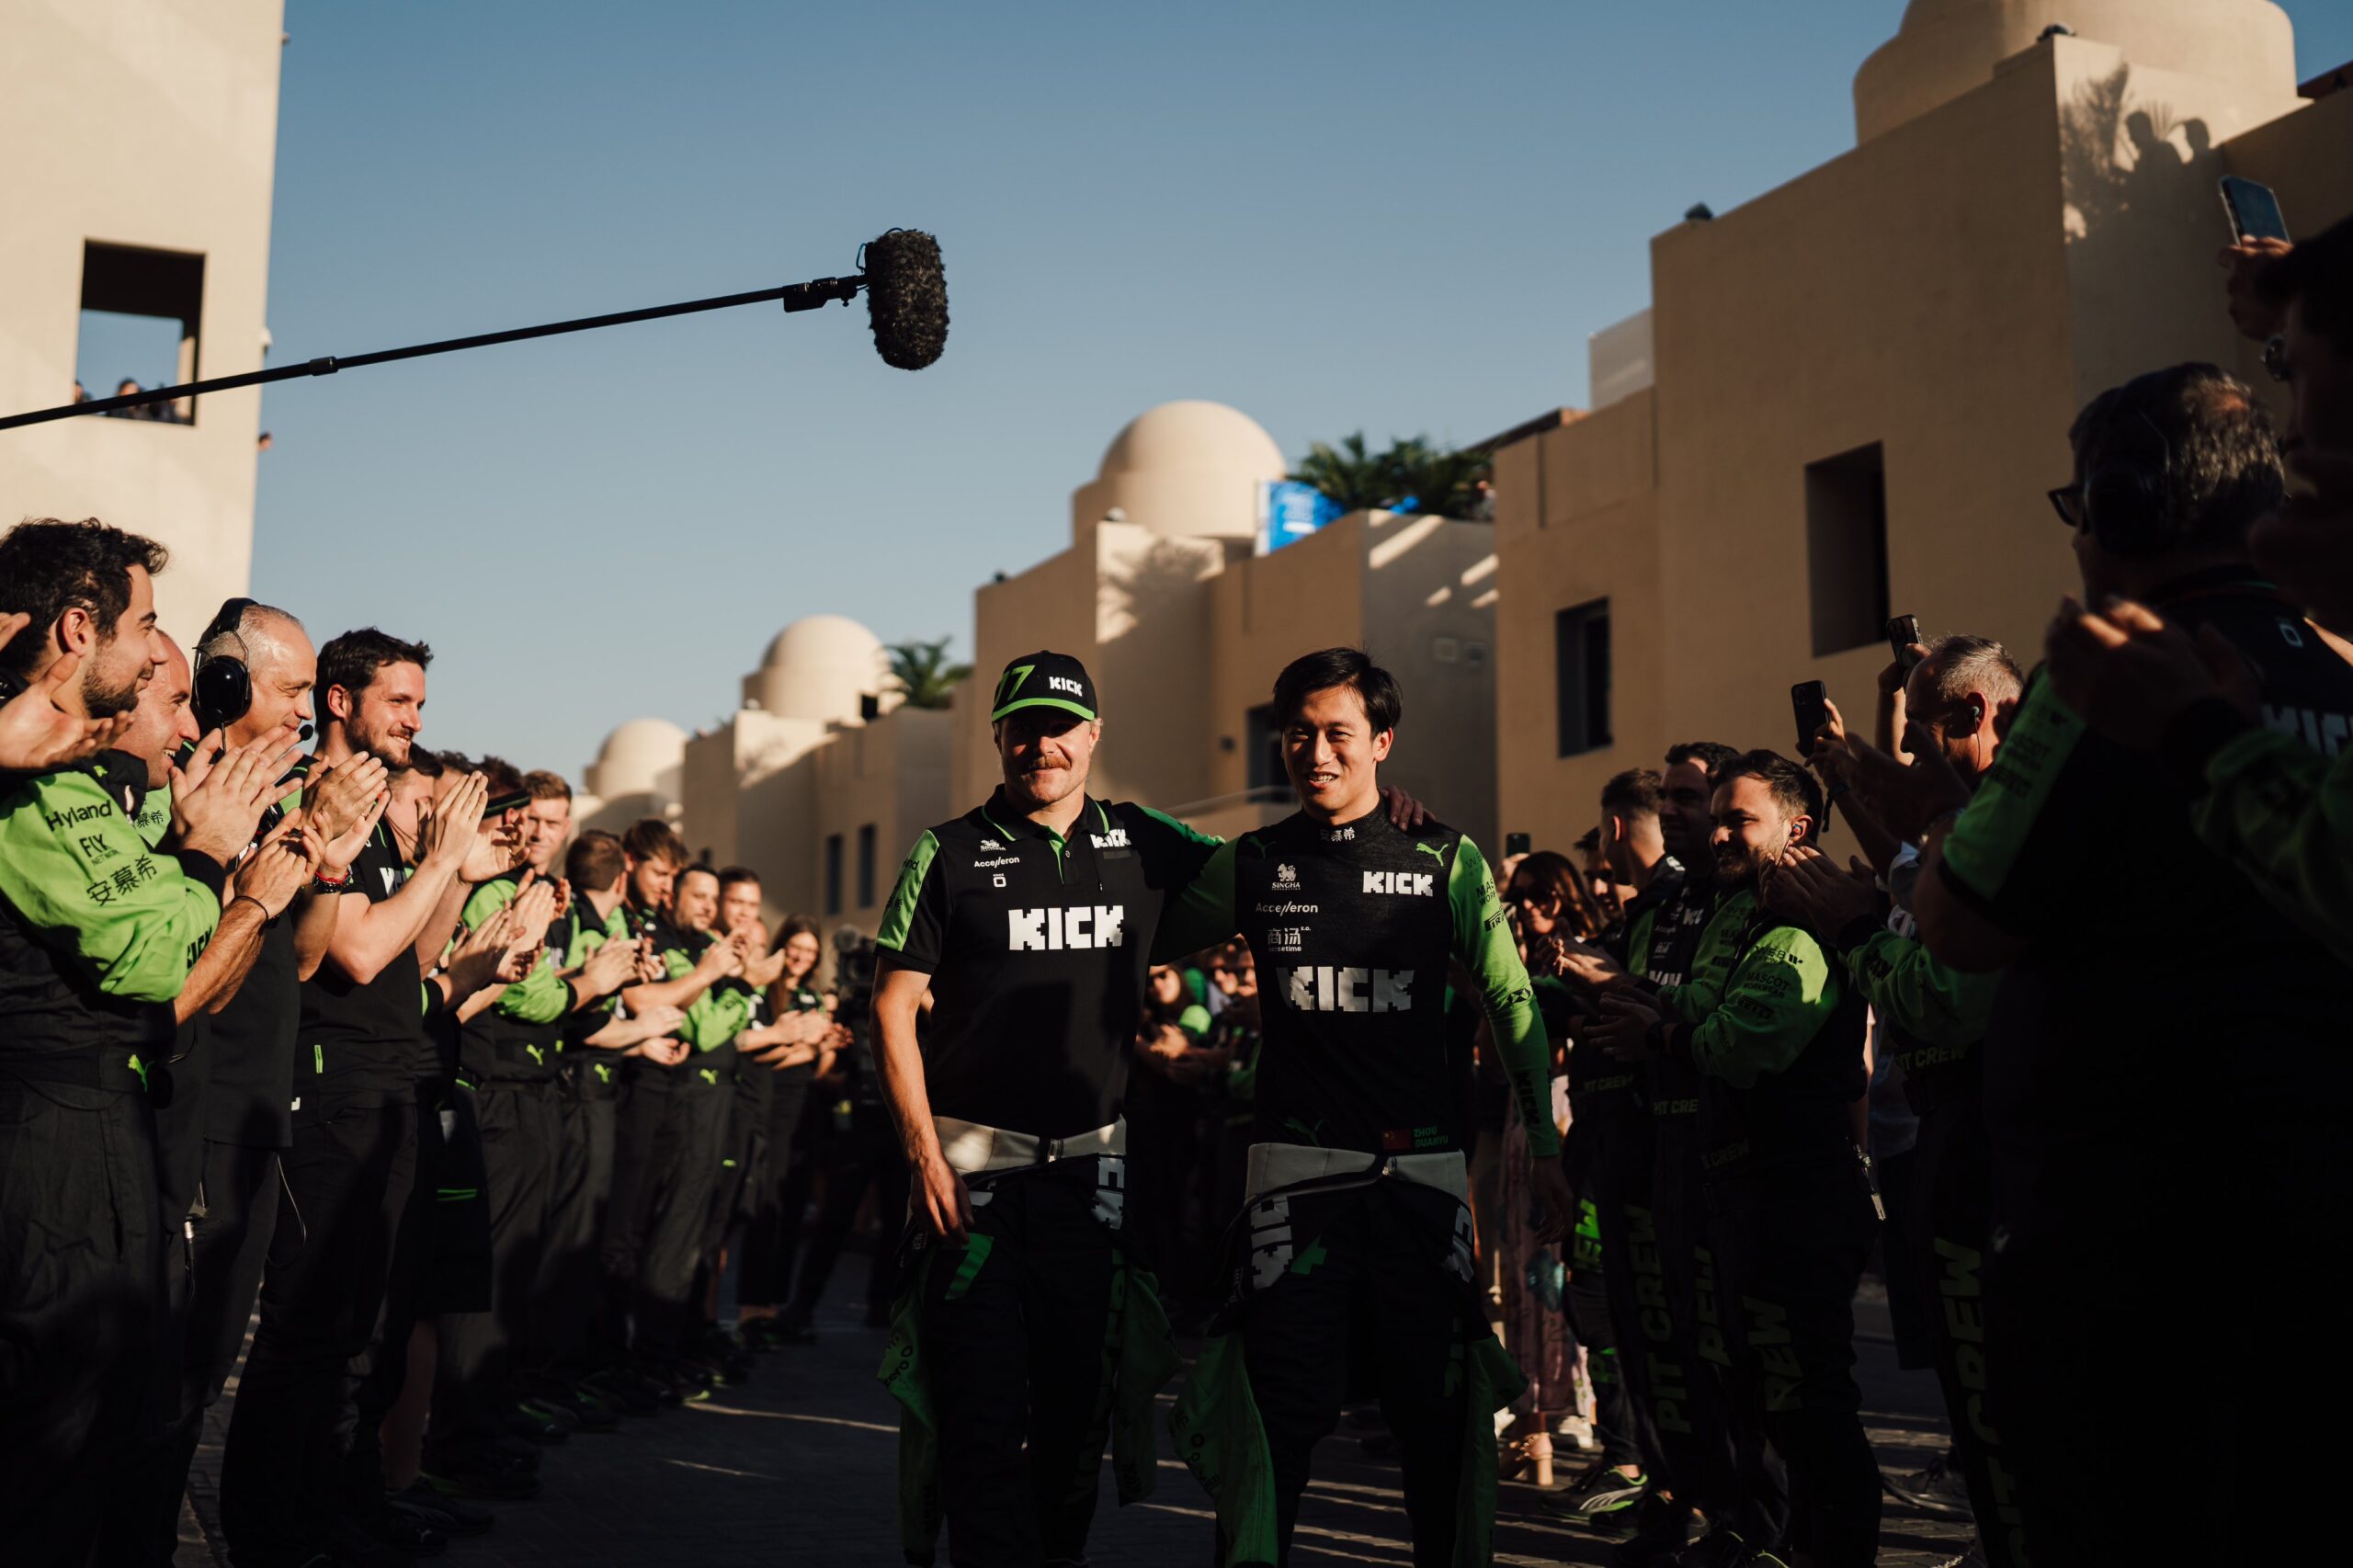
[{"x1": 991, "y1": 650, "x2": 1098, "y2": 723}]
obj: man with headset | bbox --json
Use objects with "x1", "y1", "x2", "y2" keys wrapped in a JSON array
[{"x1": 1908, "y1": 363, "x2": 2353, "y2": 1562}]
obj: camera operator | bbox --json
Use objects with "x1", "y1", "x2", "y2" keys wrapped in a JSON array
[
  {"x1": 219, "y1": 631, "x2": 503, "y2": 1568},
  {"x1": 0, "y1": 518, "x2": 294, "y2": 1564},
  {"x1": 1910, "y1": 362, "x2": 2353, "y2": 1562},
  {"x1": 1587, "y1": 751, "x2": 1876, "y2": 1568}
]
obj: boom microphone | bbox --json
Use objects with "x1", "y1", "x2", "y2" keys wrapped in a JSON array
[
  {"x1": 862, "y1": 228, "x2": 949, "y2": 371},
  {"x1": 0, "y1": 231, "x2": 950, "y2": 430}
]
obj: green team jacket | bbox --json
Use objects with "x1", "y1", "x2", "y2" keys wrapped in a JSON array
[
  {"x1": 460, "y1": 877, "x2": 573, "y2": 1027},
  {"x1": 2174, "y1": 713, "x2": 2353, "y2": 966},
  {"x1": 0, "y1": 755, "x2": 221, "y2": 1069},
  {"x1": 1652, "y1": 888, "x2": 1841, "y2": 1087},
  {"x1": 1837, "y1": 925, "x2": 1995, "y2": 1051},
  {"x1": 657, "y1": 929, "x2": 753, "y2": 1057}
]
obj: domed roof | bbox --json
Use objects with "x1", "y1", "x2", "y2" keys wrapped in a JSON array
[
  {"x1": 591, "y1": 717, "x2": 687, "y2": 797},
  {"x1": 1097, "y1": 400, "x2": 1286, "y2": 483},
  {"x1": 1855, "y1": 0, "x2": 2293, "y2": 142},
  {"x1": 760, "y1": 612, "x2": 884, "y2": 673}
]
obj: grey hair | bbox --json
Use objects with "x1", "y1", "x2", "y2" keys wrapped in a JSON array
[
  {"x1": 1925, "y1": 634, "x2": 2023, "y2": 707},
  {"x1": 197, "y1": 601, "x2": 304, "y2": 666}
]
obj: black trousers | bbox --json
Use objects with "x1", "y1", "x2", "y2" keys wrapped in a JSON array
[
  {"x1": 693, "y1": 1089, "x2": 762, "y2": 1319},
  {"x1": 1658, "y1": 1131, "x2": 1785, "y2": 1546},
  {"x1": 1564, "y1": 1266, "x2": 1640, "y2": 1468},
  {"x1": 540, "y1": 1079, "x2": 615, "y2": 1377},
  {"x1": 1713, "y1": 1161, "x2": 1881, "y2": 1568},
  {"x1": 220, "y1": 1095, "x2": 416, "y2": 1556},
  {"x1": 433, "y1": 1081, "x2": 555, "y2": 1452},
  {"x1": 789, "y1": 1108, "x2": 910, "y2": 1323},
  {"x1": 1908, "y1": 1093, "x2": 2029, "y2": 1567},
  {"x1": 1240, "y1": 1183, "x2": 1469, "y2": 1568},
  {"x1": 920, "y1": 1164, "x2": 1118, "y2": 1568},
  {"x1": 634, "y1": 1085, "x2": 730, "y2": 1358},
  {"x1": 601, "y1": 1069, "x2": 669, "y2": 1360},
  {"x1": 735, "y1": 1074, "x2": 812, "y2": 1308},
  {"x1": 0, "y1": 1075, "x2": 163, "y2": 1568},
  {"x1": 116, "y1": 1141, "x2": 281, "y2": 1567},
  {"x1": 1586, "y1": 1115, "x2": 1688, "y2": 1485}
]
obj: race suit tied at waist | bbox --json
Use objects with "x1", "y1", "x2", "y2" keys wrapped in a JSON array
[{"x1": 933, "y1": 1114, "x2": 1126, "y2": 1176}]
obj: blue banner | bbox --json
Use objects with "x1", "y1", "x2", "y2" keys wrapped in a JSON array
[{"x1": 1257, "y1": 481, "x2": 1342, "y2": 554}]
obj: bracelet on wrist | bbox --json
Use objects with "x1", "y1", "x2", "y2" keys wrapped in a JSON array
[{"x1": 230, "y1": 893, "x2": 271, "y2": 922}]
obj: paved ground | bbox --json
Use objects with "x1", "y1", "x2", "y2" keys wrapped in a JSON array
[{"x1": 185, "y1": 1265, "x2": 1971, "y2": 1566}]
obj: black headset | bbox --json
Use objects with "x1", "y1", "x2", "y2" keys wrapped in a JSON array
[
  {"x1": 2080, "y1": 410, "x2": 2177, "y2": 558},
  {"x1": 191, "y1": 596, "x2": 258, "y2": 735}
]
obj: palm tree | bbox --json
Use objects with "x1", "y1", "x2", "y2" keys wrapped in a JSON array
[
  {"x1": 887, "y1": 637, "x2": 971, "y2": 710},
  {"x1": 1290, "y1": 431, "x2": 1491, "y2": 519},
  {"x1": 1289, "y1": 432, "x2": 1396, "y2": 513}
]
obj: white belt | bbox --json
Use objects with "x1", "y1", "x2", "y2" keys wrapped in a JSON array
[
  {"x1": 1242, "y1": 1142, "x2": 1469, "y2": 1209},
  {"x1": 934, "y1": 1115, "x2": 1127, "y2": 1177}
]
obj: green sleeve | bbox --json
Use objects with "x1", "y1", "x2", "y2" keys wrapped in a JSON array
[
  {"x1": 1449, "y1": 836, "x2": 1557, "y2": 1157},
  {"x1": 565, "y1": 906, "x2": 630, "y2": 1019},
  {"x1": 1176, "y1": 1003, "x2": 1212, "y2": 1039},
  {"x1": 1150, "y1": 839, "x2": 1241, "y2": 963},
  {"x1": 661, "y1": 944, "x2": 751, "y2": 1052},
  {"x1": 1620, "y1": 902, "x2": 1657, "y2": 973},
  {"x1": 0, "y1": 770, "x2": 221, "y2": 1003},
  {"x1": 460, "y1": 880, "x2": 571, "y2": 1025},
  {"x1": 1654, "y1": 893, "x2": 1746, "y2": 1022},
  {"x1": 876, "y1": 830, "x2": 947, "y2": 970},
  {"x1": 1841, "y1": 929, "x2": 1995, "y2": 1049},
  {"x1": 2189, "y1": 726, "x2": 2353, "y2": 964},
  {"x1": 1684, "y1": 922, "x2": 1840, "y2": 1089}
]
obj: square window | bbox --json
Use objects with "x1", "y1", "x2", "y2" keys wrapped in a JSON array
[
  {"x1": 77, "y1": 242, "x2": 205, "y2": 425},
  {"x1": 1805, "y1": 443, "x2": 1891, "y2": 656}
]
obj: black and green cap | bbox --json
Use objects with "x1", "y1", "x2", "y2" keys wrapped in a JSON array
[{"x1": 990, "y1": 650, "x2": 1097, "y2": 724}]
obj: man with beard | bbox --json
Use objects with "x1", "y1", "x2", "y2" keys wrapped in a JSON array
[
  {"x1": 220, "y1": 630, "x2": 497, "y2": 1568},
  {"x1": 1587, "y1": 752, "x2": 1874, "y2": 1568},
  {"x1": 0, "y1": 519, "x2": 295, "y2": 1564}
]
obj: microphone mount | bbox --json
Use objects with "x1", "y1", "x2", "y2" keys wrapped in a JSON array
[{"x1": 1, "y1": 267, "x2": 878, "y2": 431}]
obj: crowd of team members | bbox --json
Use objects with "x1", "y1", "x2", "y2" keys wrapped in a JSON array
[
  {"x1": 0, "y1": 217, "x2": 2347, "y2": 1568},
  {"x1": 0, "y1": 560, "x2": 882, "y2": 1566}
]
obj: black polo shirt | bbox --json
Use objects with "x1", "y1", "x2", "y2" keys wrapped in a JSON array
[
  {"x1": 298, "y1": 820, "x2": 427, "y2": 1104},
  {"x1": 875, "y1": 789, "x2": 1222, "y2": 1139}
]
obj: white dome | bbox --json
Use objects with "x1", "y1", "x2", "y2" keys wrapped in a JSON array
[
  {"x1": 746, "y1": 614, "x2": 888, "y2": 724},
  {"x1": 590, "y1": 717, "x2": 687, "y2": 797},
  {"x1": 1097, "y1": 400, "x2": 1286, "y2": 483}
]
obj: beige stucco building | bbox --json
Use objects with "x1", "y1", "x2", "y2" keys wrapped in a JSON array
[
  {"x1": 953, "y1": 400, "x2": 1503, "y2": 850},
  {"x1": 1490, "y1": 0, "x2": 2353, "y2": 854},
  {"x1": 0, "y1": 0, "x2": 285, "y2": 637},
  {"x1": 584, "y1": 398, "x2": 1503, "y2": 937}
]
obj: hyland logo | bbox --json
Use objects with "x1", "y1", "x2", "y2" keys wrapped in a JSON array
[
  {"x1": 979, "y1": 838, "x2": 1005, "y2": 850},
  {"x1": 1090, "y1": 826, "x2": 1130, "y2": 849},
  {"x1": 1363, "y1": 869, "x2": 1435, "y2": 897},
  {"x1": 1048, "y1": 675, "x2": 1084, "y2": 696},
  {"x1": 1273, "y1": 863, "x2": 1300, "y2": 889},
  {"x1": 1008, "y1": 904, "x2": 1126, "y2": 950},
  {"x1": 1280, "y1": 966, "x2": 1414, "y2": 1013}
]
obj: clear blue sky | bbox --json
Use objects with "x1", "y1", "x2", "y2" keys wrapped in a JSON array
[{"x1": 250, "y1": 0, "x2": 2353, "y2": 778}]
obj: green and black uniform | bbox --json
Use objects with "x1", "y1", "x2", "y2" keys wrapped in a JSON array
[
  {"x1": 0, "y1": 752, "x2": 220, "y2": 1564},
  {"x1": 1933, "y1": 569, "x2": 2353, "y2": 1562},
  {"x1": 434, "y1": 872, "x2": 577, "y2": 1456},
  {"x1": 1833, "y1": 907, "x2": 2022, "y2": 1564},
  {"x1": 2165, "y1": 692, "x2": 2353, "y2": 963},
  {"x1": 604, "y1": 912, "x2": 750, "y2": 1367},
  {"x1": 1157, "y1": 806, "x2": 1552, "y2": 1568},
  {"x1": 544, "y1": 899, "x2": 630, "y2": 1380},
  {"x1": 738, "y1": 977, "x2": 827, "y2": 1310},
  {"x1": 874, "y1": 790, "x2": 1220, "y2": 1568},
  {"x1": 1649, "y1": 887, "x2": 1874, "y2": 1567},
  {"x1": 221, "y1": 815, "x2": 428, "y2": 1558}
]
